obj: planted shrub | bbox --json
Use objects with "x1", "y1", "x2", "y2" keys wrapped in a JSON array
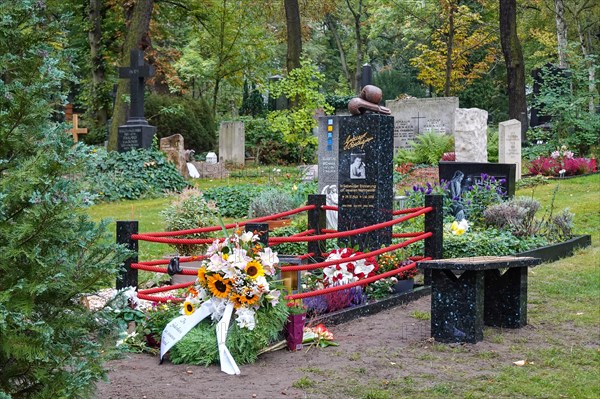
[
  {"x1": 248, "y1": 188, "x2": 304, "y2": 218},
  {"x1": 484, "y1": 197, "x2": 542, "y2": 237},
  {"x1": 160, "y1": 188, "x2": 220, "y2": 255},
  {"x1": 203, "y1": 184, "x2": 265, "y2": 218},
  {"x1": 394, "y1": 131, "x2": 454, "y2": 165},
  {"x1": 145, "y1": 94, "x2": 216, "y2": 152},
  {"x1": 0, "y1": 4, "x2": 129, "y2": 395},
  {"x1": 83, "y1": 147, "x2": 189, "y2": 201},
  {"x1": 444, "y1": 228, "x2": 548, "y2": 258}
]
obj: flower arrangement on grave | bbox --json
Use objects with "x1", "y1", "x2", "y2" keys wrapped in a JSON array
[
  {"x1": 322, "y1": 248, "x2": 379, "y2": 286},
  {"x1": 286, "y1": 300, "x2": 307, "y2": 315},
  {"x1": 182, "y1": 230, "x2": 280, "y2": 329},
  {"x1": 365, "y1": 251, "x2": 417, "y2": 300},
  {"x1": 166, "y1": 230, "x2": 289, "y2": 366}
]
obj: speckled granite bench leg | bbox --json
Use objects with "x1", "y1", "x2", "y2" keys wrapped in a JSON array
[
  {"x1": 431, "y1": 269, "x2": 485, "y2": 344},
  {"x1": 484, "y1": 267, "x2": 528, "y2": 328}
]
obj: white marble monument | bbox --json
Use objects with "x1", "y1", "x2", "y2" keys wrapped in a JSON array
[{"x1": 454, "y1": 108, "x2": 488, "y2": 163}]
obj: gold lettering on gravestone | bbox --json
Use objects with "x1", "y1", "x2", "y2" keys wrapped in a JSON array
[
  {"x1": 343, "y1": 133, "x2": 374, "y2": 151},
  {"x1": 340, "y1": 184, "x2": 377, "y2": 209}
]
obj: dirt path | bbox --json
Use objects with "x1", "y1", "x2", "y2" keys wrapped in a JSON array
[{"x1": 95, "y1": 292, "x2": 577, "y2": 399}]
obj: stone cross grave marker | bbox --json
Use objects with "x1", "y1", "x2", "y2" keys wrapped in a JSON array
[
  {"x1": 117, "y1": 49, "x2": 156, "y2": 152},
  {"x1": 385, "y1": 97, "x2": 459, "y2": 152},
  {"x1": 499, "y1": 119, "x2": 522, "y2": 180},
  {"x1": 67, "y1": 114, "x2": 88, "y2": 143}
]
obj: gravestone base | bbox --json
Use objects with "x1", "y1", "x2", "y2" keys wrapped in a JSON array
[
  {"x1": 483, "y1": 267, "x2": 527, "y2": 328},
  {"x1": 118, "y1": 120, "x2": 156, "y2": 152},
  {"x1": 431, "y1": 269, "x2": 485, "y2": 344}
]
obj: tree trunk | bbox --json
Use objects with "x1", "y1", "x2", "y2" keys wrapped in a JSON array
[
  {"x1": 325, "y1": 14, "x2": 352, "y2": 89},
  {"x1": 346, "y1": 0, "x2": 366, "y2": 94},
  {"x1": 284, "y1": 0, "x2": 302, "y2": 73},
  {"x1": 554, "y1": 0, "x2": 568, "y2": 68},
  {"x1": 499, "y1": 0, "x2": 529, "y2": 140},
  {"x1": 88, "y1": 0, "x2": 108, "y2": 137},
  {"x1": 444, "y1": 2, "x2": 455, "y2": 97},
  {"x1": 573, "y1": 9, "x2": 596, "y2": 113},
  {"x1": 107, "y1": 0, "x2": 154, "y2": 152}
]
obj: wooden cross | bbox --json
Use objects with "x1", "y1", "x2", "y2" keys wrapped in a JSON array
[
  {"x1": 118, "y1": 49, "x2": 155, "y2": 120},
  {"x1": 68, "y1": 114, "x2": 88, "y2": 142}
]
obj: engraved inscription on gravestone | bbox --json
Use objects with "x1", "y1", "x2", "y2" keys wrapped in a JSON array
[
  {"x1": 386, "y1": 97, "x2": 459, "y2": 152},
  {"x1": 499, "y1": 119, "x2": 522, "y2": 180}
]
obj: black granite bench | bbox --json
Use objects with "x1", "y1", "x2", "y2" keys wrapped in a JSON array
[{"x1": 417, "y1": 256, "x2": 541, "y2": 343}]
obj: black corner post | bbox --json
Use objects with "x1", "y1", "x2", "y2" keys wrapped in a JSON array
[
  {"x1": 307, "y1": 194, "x2": 327, "y2": 263},
  {"x1": 245, "y1": 223, "x2": 269, "y2": 246},
  {"x1": 116, "y1": 221, "x2": 139, "y2": 290},
  {"x1": 424, "y1": 195, "x2": 443, "y2": 285}
]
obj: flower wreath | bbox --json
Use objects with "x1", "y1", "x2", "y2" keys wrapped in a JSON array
[
  {"x1": 322, "y1": 248, "x2": 378, "y2": 286},
  {"x1": 182, "y1": 230, "x2": 280, "y2": 330}
]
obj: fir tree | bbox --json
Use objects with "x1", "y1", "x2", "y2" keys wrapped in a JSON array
[{"x1": 0, "y1": 2, "x2": 129, "y2": 397}]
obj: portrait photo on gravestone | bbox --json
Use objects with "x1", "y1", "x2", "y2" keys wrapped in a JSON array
[{"x1": 350, "y1": 153, "x2": 366, "y2": 179}]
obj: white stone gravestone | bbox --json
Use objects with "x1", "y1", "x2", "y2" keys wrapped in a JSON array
[
  {"x1": 385, "y1": 97, "x2": 459, "y2": 152},
  {"x1": 499, "y1": 119, "x2": 522, "y2": 180},
  {"x1": 206, "y1": 152, "x2": 218, "y2": 164},
  {"x1": 454, "y1": 108, "x2": 488, "y2": 163},
  {"x1": 218, "y1": 121, "x2": 245, "y2": 165}
]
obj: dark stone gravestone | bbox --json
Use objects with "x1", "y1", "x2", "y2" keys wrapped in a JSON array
[
  {"x1": 117, "y1": 49, "x2": 156, "y2": 152},
  {"x1": 438, "y1": 161, "x2": 516, "y2": 199},
  {"x1": 337, "y1": 114, "x2": 394, "y2": 251},
  {"x1": 530, "y1": 63, "x2": 570, "y2": 128},
  {"x1": 360, "y1": 63, "x2": 372, "y2": 90}
]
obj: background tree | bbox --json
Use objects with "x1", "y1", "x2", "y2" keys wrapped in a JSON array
[
  {"x1": 410, "y1": 0, "x2": 499, "y2": 96},
  {"x1": 175, "y1": 0, "x2": 277, "y2": 117},
  {"x1": 499, "y1": 0, "x2": 528, "y2": 139},
  {"x1": 0, "y1": 2, "x2": 128, "y2": 396},
  {"x1": 285, "y1": 0, "x2": 303, "y2": 73},
  {"x1": 107, "y1": 0, "x2": 154, "y2": 151}
]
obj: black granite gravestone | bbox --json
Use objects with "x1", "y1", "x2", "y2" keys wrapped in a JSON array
[
  {"x1": 360, "y1": 63, "x2": 372, "y2": 90},
  {"x1": 530, "y1": 63, "x2": 571, "y2": 128},
  {"x1": 337, "y1": 114, "x2": 394, "y2": 251},
  {"x1": 117, "y1": 49, "x2": 156, "y2": 152},
  {"x1": 439, "y1": 161, "x2": 516, "y2": 198}
]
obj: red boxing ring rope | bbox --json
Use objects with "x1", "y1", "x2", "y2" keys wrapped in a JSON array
[
  {"x1": 133, "y1": 205, "x2": 316, "y2": 239},
  {"x1": 280, "y1": 232, "x2": 432, "y2": 272},
  {"x1": 285, "y1": 259, "x2": 430, "y2": 300},
  {"x1": 269, "y1": 207, "x2": 432, "y2": 243}
]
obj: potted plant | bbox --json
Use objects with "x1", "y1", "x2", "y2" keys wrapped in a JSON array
[
  {"x1": 376, "y1": 250, "x2": 418, "y2": 294},
  {"x1": 285, "y1": 300, "x2": 307, "y2": 351}
]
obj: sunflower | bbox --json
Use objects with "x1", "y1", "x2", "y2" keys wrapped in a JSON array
[
  {"x1": 237, "y1": 288, "x2": 261, "y2": 306},
  {"x1": 229, "y1": 293, "x2": 244, "y2": 309},
  {"x1": 197, "y1": 266, "x2": 207, "y2": 284},
  {"x1": 207, "y1": 274, "x2": 232, "y2": 299},
  {"x1": 245, "y1": 260, "x2": 264, "y2": 279},
  {"x1": 183, "y1": 301, "x2": 195, "y2": 315}
]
